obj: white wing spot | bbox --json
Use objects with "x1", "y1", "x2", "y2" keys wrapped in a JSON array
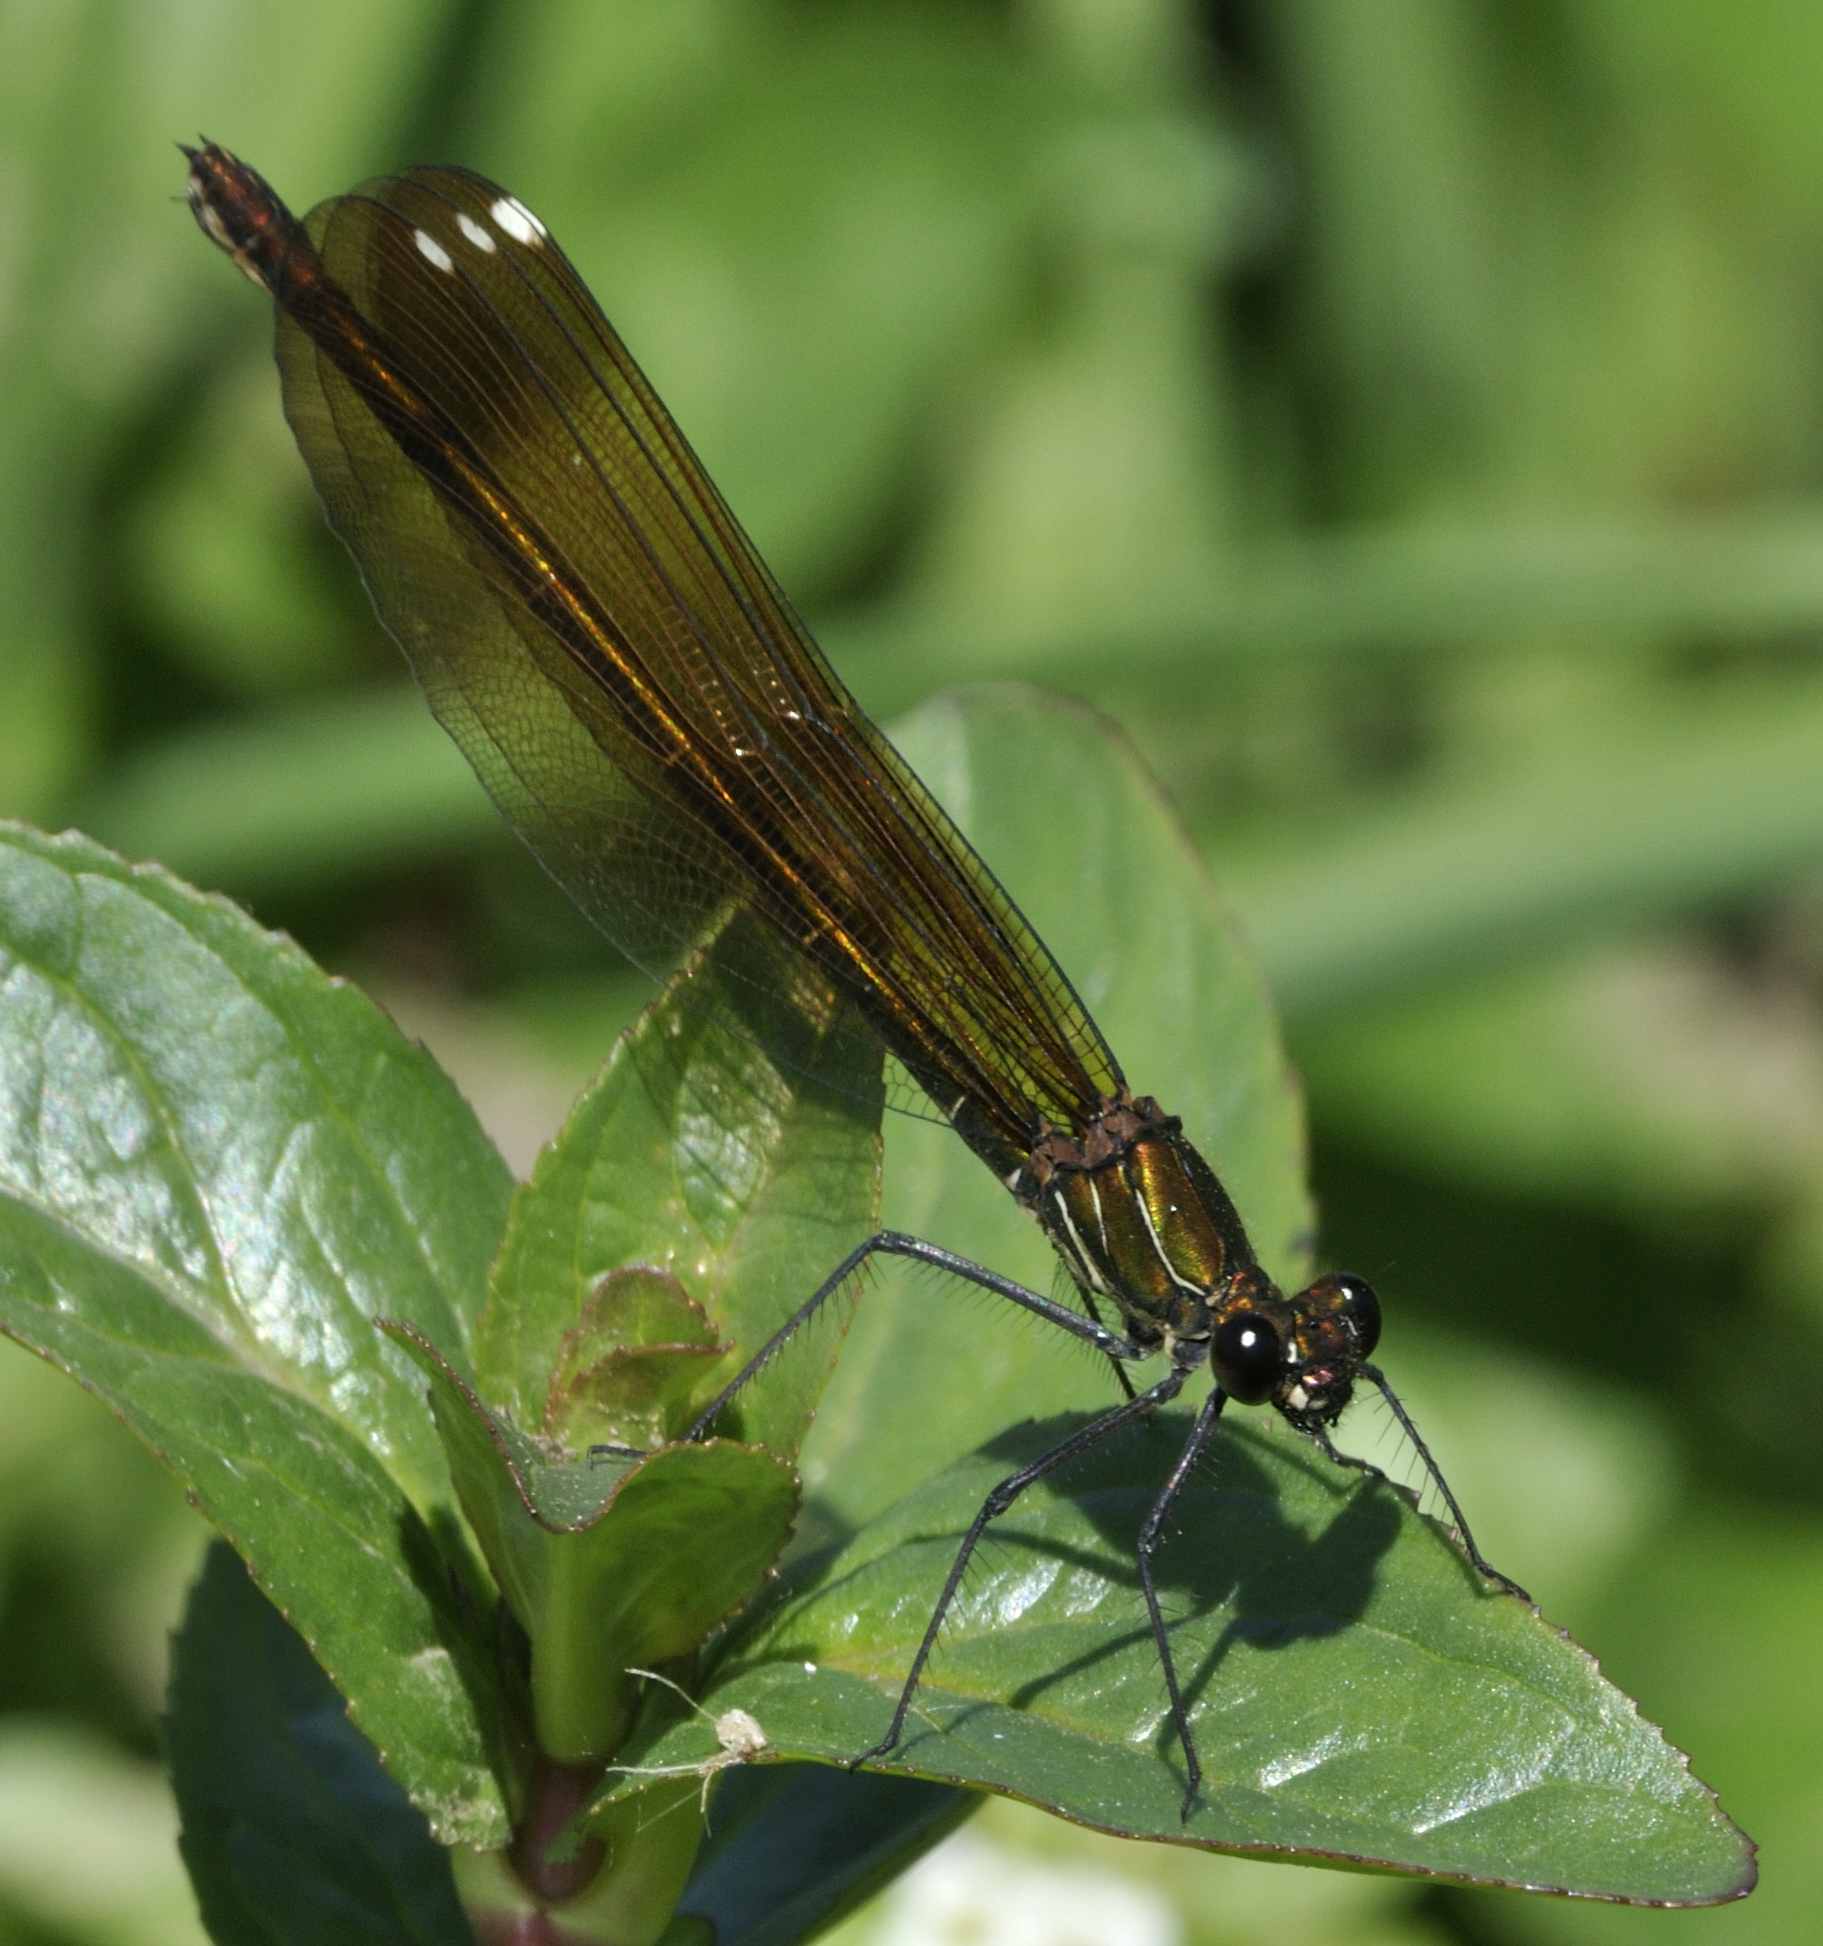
[
  {"x1": 491, "y1": 195, "x2": 546, "y2": 245},
  {"x1": 413, "y1": 228, "x2": 454, "y2": 273},
  {"x1": 456, "y1": 212, "x2": 496, "y2": 253}
]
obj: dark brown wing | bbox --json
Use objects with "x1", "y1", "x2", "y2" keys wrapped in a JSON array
[{"x1": 268, "y1": 162, "x2": 1124, "y2": 1173}]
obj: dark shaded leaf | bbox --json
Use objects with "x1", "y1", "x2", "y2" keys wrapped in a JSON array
[{"x1": 168, "y1": 1540, "x2": 472, "y2": 1946}]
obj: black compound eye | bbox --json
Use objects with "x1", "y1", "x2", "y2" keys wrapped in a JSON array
[
  {"x1": 1331, "y1": 1273, "x2": 1382, "y2": 1358},
  {"x1": 1213, "y1": 1312, "x2": 1282, "y2": 1405}
]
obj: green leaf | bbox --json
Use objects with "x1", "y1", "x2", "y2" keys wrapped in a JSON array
[
  {"x1": 388, "y1": 1320, "x2": 798, "y2": 1764},
  {"x1": 438, "y1": 904, "x2": 882, "y2": 1772},
  {"x1": 0, "y1": 822, "x2": 511, "y2": 1845},
  {"x1": 477, "y1": 909, "x2": 884, "y2": 1458},
  {"x1": 0, "y1": 823, "x2": 511, "y2": 1484},
  {"x1": 0, "y1": 822, "x2": 886, "y2": 1873},
  {"x1": 695, "y1": 1413, "x2": 1752, "y2": 1905},
  {"x1": 167, "y1": 1540, "x2": 471, "y2": 1946},
  {"x1": 541, "y1": 1267, "x2": 729, "y2": 1454},
  {"x1": 1, "y1": 675, "x2": 1757, "y2": 1917}
]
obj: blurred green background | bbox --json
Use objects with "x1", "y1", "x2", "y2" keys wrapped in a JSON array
[{"x1": 2, "y1": 0, "x2": 1818, "y2": 1940}]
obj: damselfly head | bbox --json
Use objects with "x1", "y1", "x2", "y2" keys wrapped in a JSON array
[
  {"x1": 1275, "y1": 1270, "x2": 1384, "y2": 1429},
  {"x1": 1209, "y1": 1264, "x2": 1381, "y2": 1424}
]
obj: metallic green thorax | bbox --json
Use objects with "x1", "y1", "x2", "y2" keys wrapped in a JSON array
[{"x1": 1016, "y1": 1094, "x2": 1255, "y2": 1348}]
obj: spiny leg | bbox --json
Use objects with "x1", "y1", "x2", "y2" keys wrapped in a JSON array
[
  {"x1": 1332, "y1": 1363, "x2": 1530, "y2": 1602},
  {"x1": 1077, "y1": 1287, "x2": 1138, "y2": 1400},
  {"x1": 1135, "y1": 1381, "x2": 1229, "y2": 1818},
  {"x1": 675, "y1": 1229, "x2": 1148, "y2": 1446},
  {"x1": 851, "y1": 1363, "x2": 1190, "y2": 1770},
  {"x1": 588, "y1": 1231, "x2": 1146, "y2": 1468},
  {"x1": 1303, "y1": 1418, "x2": 1387, "y2": 1488}
]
